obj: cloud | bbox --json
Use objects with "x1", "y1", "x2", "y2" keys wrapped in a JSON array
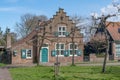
[
  {"x1": 113, "y1": 0, "x2": 119, "y2": 3},
  {"x1": 0, "y1": 6, "x2": 47, "y2": 16},
  {"x1": 101, "y1": 5, "x2": 118, "y2": 15},
  {"x1": 0, "y1": 7, "x2": 18, "y2": 12}
]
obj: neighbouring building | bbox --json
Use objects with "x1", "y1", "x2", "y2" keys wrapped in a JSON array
[
  {"x1": 89, "y1": 22, "x2": 120, "y2": 61},
  {"x1": 107, "y1": 22, "x2": 120, "y2": 61},
  {"x1": 11, "y1": 8, "x2": 84, "y2": 64}
]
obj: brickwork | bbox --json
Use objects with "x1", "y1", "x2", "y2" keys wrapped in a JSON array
[
  {"x1": 11, "y1": 8, "x2": 84, "y2": 64},
  {"x1": 90, "y1": 54, "x2": 109, "y2": 62}
]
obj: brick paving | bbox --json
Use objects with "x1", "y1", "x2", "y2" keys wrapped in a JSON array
[{"x1": 0, "y1": 68, "x2": 12, "y2": 80}]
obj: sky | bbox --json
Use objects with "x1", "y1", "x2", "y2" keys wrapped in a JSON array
[{"x1": 0, "y1": 0, "x2": 118, "y2": 32}]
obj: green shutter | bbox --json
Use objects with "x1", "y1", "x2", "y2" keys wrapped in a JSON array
[
  {"x1": 77, "y1": 50, "x2": 82, "y2": 56},
  {"x1": 64, "y1": 50, "x2": 69, "y2": 57},
  {"x1": 65, "y1": 32, "x2": 70, "y2": 37},
  {"x1": 54, "y1": 32, "x2": 59, "y2": 37},
  {"x1": 51, "y1": 50, "x2": 56, "y2": 57},
  {"x1": 21, "y1": 49, "x2": 26, "y2": 59}
]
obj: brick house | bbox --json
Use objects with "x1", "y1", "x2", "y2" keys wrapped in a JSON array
[
  {"x1": 11, "y1": 8, "x2": 84, "y2": 64},
  {"x1": 90, "y1": 22, "x2": 120, "y2": 61},
  {"x1": 107, "y1": 22, "x2": 120, "y2": 61}
]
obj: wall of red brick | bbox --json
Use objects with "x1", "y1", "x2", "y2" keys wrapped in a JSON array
[
  {"x1": 11, "y1": 8, "x2": 84, "y2": 64},
  {"x1": 39, "y1": 37, "x2": 83, "y2": 63},
  {"x1": 11, "y1": 42, "x2": 33, "y2": 64},
  {"x1": 90, "y1": 54, "x2": 109, "y2": 62}
]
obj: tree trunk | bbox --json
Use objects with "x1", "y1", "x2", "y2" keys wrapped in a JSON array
[
  {"x1": 37, "y1": 46, "x2": 40, "y2": 66},
  {"x1": 102, "y1": 29, "x2": 109, "y2": 73},
  {"x1": 36, "y1": 32, "x2": 45, "y2": 66},
  {"x1": 71, "y1": 30, "x2": 75, "y2": 66}
]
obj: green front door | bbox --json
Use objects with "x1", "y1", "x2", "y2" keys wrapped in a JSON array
[{"x1": 41, "y1": 48, "x2": 48, "y2": 62}]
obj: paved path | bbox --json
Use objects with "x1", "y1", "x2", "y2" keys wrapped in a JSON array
[{"x1": 0, "y1": 68, "x2": 12, "y2": 80}]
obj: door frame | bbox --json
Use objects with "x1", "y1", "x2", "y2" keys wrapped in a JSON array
[{"x1": 40, "y1": 46, "x2": 49, "y2": 63}]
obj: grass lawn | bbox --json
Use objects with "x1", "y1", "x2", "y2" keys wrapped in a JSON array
[
  {"x1": 0, "y1": 63, "x2": 6, "y2": 67},
  {"x1": 9, "y1": 65, "x2": 120, "y2": 80}
]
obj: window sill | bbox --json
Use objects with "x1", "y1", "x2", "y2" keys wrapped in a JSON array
[{"x1": 26, "y1": 57, "x2": 32, "y2": 60}]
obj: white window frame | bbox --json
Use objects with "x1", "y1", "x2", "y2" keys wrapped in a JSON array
[
  {"x1": 55, "y1": 43, "x2": 65, "y2": 56},
  {"x1": 115, "y1": 44, "x2": 120, "y2": 57},
  {"x1": 69, "y1": 43, "x2": 78, "y2": 56},
  {"x1": 26, "y1": 49, "x2": 32, "y2": 59},
  {"x1": 58, "y1": 26, "x2": 66, "y2": 37}
]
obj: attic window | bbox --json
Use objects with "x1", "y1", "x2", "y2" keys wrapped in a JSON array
[
  {"x1": 58, "y1": 26, "x2": 66, "y2": 37},
  {"x1": 60, "y1": 16, "x2": 63, "y2": 21},
  {"x1": 118, "y1": 28, "x2": 120, "y2": 33}
]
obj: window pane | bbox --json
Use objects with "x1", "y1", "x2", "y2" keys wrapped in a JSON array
[
  {"x1": 58, "y1": 26, "x2": 66, "y2": 37},
  {"x1": 59, "y1": 27, "x2": 61, "y2": 31},
  {"x1": 59, "y1": 32, "x2": 61, "y2": 35},
  {"x1": 27, "y1": 50, "x2": 31, "y2": 57},
  {"x1": 70, "y1": 44, "x2": 77, "y2": 49},
  {"x1": 70, "y1": 50, "x2": 73, "y2": 55},
  {"x1": 63, "y1": 32, "x2": 65, "y2": 35},
  {"x1": 61, "y1": 50, "x2": 64, "y2": 55},
  {"x1": 75, "y1": 45, "x2": 77, "y2": 49},
  {"x1": 70, "y1": 44, "x2": 73, "y2": 49},
  {"x1": 61, "y1": 44, "x2": 64, "y2": 49},
  {"x1": 75, "y1": 50, "x2": 77, "y2": 55},
  {"x1": 116, "y1": 53, "x2": 120, "y2": 57},
  {"x1": 56, "y1": 44, "x2": 59, "y2": 49},
  {"x1": 63, "y1": 27, "x2": 65, "y2": 31},
  {"x1": 70, "y1": 50, "x2": 77, "y2": 55}
]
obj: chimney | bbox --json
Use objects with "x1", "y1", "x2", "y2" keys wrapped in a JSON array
[{"x1": 6, "y1": 30, "x2": 11, "y2": 49}]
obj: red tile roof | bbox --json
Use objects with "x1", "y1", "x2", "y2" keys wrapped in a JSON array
[
  {"x1": 12, "y1": 30, "x2": 37, "y2": 47},
  {"x1": 106, "y1": 22, "x2": 120, "y2": 41}
]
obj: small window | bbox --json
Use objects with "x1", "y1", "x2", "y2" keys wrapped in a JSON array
[
  {"x1": 118, "y1": 28, "x2": 120, "y2": 33},
  {"x1": 21, "y1": 49, "x2": 32, "y2": 59},
  {"x1": 55, "y1": 43, "x2": 65, "y2": 55},
  {"x1": 69, "y1": 43, "x2": 78, "y2": 55},
  {"x1": 26, "y1": 49, "x2": 32, "y2": 58},
  {"x1": 116, "y1": 44, "x2": 120, "y2": 57},
  {"x1": 58, "y1": 26, "x2": 66, "y2": 37}
]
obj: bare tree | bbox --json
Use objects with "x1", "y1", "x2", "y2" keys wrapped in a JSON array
[
  {"x1": 15, "y1": 14, "x2": 48, "y2": 38},
  {"x1": 65, "y1": 15, "x2": 84, "y2": 65},
  {"x1": 92, "y1": 14, "x2": 119, "y2": 73},
  {"x1": 0, "y1": 27, "x2": 5, "y2": 46},
  {"x1": 90, "y1": 0, "x2": 120, "y2": 73}
]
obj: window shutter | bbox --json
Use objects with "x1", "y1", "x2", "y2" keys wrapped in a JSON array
[
  {"x1": 77, "y1": 50, "x2": 82, "y2": 56},
  {"x1": 54, "y1": 32, "x2": 59, "y2": 37},
  {"x1": 65, "y1": 32, "x2": 69, "y2": 37},
  {"x1": 51, "y1": 50, "x2": 56, "y2": 57},
  {"x1": 21, "y1": 49, "x2": 26, "y2": 59},
  {"x1": 64, "y1": 50, "x2": 69, "y2": 57}
]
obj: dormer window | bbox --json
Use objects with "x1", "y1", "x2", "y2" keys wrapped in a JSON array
[{"x1": 58, "y1": 26, "x2": 66, "y2": 37}]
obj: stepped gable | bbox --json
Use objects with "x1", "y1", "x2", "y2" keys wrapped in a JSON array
[{"x1": 50, "y1": 8, "x2": 81, "y2": 34}]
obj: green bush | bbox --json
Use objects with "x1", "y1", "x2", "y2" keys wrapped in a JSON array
[{"x1": 96, "y1": 53, "x2": 105, "y2": 57}]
